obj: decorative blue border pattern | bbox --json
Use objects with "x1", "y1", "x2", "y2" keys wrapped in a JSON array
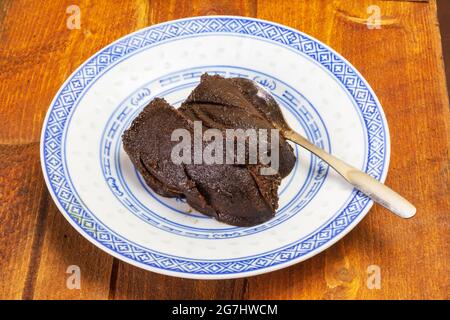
[{"x1": 41, "y1": 16, "x2": 388, "y2": 277}]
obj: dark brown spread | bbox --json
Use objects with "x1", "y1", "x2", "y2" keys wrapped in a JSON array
[{"x1": 122, "y1": 74, "x2": 296, "y2": 226}]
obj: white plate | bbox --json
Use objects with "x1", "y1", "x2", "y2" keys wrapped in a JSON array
[{"x1": 40, "y1": 16, "x2": 390, "y2": 279}]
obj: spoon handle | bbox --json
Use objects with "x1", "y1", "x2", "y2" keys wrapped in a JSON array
[{"x1": 284, "y1": 130, "x2": 416, "y2": 219}]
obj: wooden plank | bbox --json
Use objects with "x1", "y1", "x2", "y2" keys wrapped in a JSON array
[
  {"x1": 31, "y1": 203, "x2": 114, "y2": 300},
  {"x1": 112, "y1": 265, "x2": 247, "y2": 300},
  {"x1": 0, "y1": 0, "x2": 128, "y2": 299},
  {"x1": 0, "y1": 143, "x2": 46, "y2": 299},
  {"x1": 0, "y1": 0, "x2": 447, "y2": 299}
]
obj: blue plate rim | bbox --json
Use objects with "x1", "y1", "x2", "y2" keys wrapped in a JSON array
[{"x1": 40, "y1": 15, "x2": 391, "y2": 279}]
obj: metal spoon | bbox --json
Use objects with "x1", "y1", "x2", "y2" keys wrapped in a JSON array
[{"x1": 251, "y1": 81, "x2": 416, "y2": 219}]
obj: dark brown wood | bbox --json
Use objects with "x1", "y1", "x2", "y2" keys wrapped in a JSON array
[
  {"x1": 0, "y1": 0, "x2": 448, "y2": 299},
  {"x1": 437, "y1": 0, "x2": 450, "y2": 98}
]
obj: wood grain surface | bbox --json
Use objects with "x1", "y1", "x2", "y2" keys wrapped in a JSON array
[{"x1": 0, "y1": 0, "x2": 448, "y2": 300}]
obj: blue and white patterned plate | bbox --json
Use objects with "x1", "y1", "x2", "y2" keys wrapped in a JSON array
[{"x1": 40, "y1": 16, "x2": 390, "y2": 279}]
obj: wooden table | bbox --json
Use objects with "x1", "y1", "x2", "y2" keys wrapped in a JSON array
[{"x1": 1, "y1": 0, "x2": 448, "y2": 300}]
